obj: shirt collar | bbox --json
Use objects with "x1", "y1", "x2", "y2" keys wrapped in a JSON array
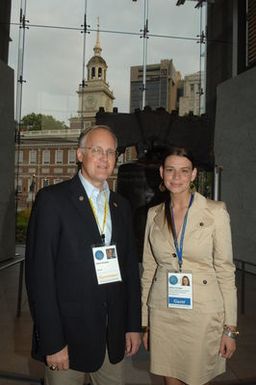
[{"x1": 78, "y1": 170, "x2": 110, "y2": 200}]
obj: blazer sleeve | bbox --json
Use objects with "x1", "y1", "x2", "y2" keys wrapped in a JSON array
[
  {"x1": 25, "y1": 188, "x2": 66, "y2": 356},
  {"x1": 141, "y1": 208, "x2": 158, "y2": 327},
  {"x1": 212, "y1": 203, "x2": 237, "y2": 326},
  {"x1": 122, "y1": 198, "x2": 142, "y2": 332}
]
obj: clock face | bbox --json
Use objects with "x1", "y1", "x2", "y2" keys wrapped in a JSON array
[
  {"x1": 106, "y1": 98, "x2": 112, "y2": 111},
  {"x1": 85, "y1": 94, "x2": 97, "y2": 110}
]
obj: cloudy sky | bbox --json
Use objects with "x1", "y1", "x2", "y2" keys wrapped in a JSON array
[{"x1": 9, "y1": 0, "x2": 206, "y2": 124}]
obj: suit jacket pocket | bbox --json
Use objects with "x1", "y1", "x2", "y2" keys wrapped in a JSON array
[
  {"x1": 147, "y1": 269, "x2": 168, "y2": 309},
  {"x1": 193, "y1": 273, "x2": 224, "y2": 313}
]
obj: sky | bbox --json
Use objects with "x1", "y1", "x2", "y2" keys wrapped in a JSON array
[{"x1": 9, "y1": 0, "x2": 206, "y2": 124}]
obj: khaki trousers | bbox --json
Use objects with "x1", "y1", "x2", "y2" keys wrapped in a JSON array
[{"x1": 44, "y1": 351, "x2": 124, "y2": 385}]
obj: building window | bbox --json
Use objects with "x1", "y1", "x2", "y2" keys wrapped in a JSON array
[
  {"x1": 29, "y1": 150, "x2": 37, "y2": 164},
  {"x1": 42, "y1": 150, "x2": 50, "y2": 164},
  {"x1": 68, "y1": 149, "x2": 76, "y2": 164},
  {"x1": 54, "y1": 179, "x2": 63, "y2": 185},
  {"x1": 42, "y1": 178, "x2": 49, "y2": 187},
  {"x1": 67, "y1": 167, "x2": 76, "y2": 174},
  {"x1": 16, "y1": 178, "x2": 22, "y2": 193},
  {"x1": 92, "y1": 67, "x2": 95, "y2": 78},
  {"x1": 98, "y1": 67, "x2": 102, "y2": 78},
  {"x1": 15, "y1": 150, "x2": 23, "y2": 163},
  {"x1": 190, "y1": 84, "x2": 194, "y2": 93},
  {"x1": 28, "y1": 176, "x2": 36, "y2": 193},
  {"x1": 54, "y1": 168, "x2": 63, "y2": 174},
  {"x1": 55, "y1": 149, "x2": 63, "y2": 164}
]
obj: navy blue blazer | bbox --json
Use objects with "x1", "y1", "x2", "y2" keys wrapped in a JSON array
[{"x1": 25, "y1": 174, "x2": 141, "y2": 372}]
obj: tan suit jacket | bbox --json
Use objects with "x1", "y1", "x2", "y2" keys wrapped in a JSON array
[{"x1": 141, "y1": 192, "x2": 237, "y2": 327}]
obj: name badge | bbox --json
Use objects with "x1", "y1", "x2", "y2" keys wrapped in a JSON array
[
  {"x1": 92, "y1": 244, "x2": 122, "y2": 285},
  {"x1": 167, "y1": 272, "x2": 193, "y2": 309}
]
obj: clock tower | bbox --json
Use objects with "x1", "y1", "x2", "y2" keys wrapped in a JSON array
[{"x1": 70, "y1": 19, "x2": 115, "y2": 131}]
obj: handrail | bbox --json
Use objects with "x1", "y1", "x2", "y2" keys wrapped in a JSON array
[
  {"x1": 0, "y1": 254, "x2": 25, "y2": 317},
  {"x1": 234, "y1": 257, "x2": 256, "y2": 270},
  {"x1": 0, "y1": 371, "x2": 42, "y2": 384},
  {"x1": 0, "y1": 255, "x2": 43, "y2": 384},
  {"x1": 0, "y1": 255, "x2": 24, "y2": 271},
  {"x1": 234, "y1": 258, "x2": 256, "y2": 315}
]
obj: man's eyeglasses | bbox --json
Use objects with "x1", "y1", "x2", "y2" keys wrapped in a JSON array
[{"x1": 80, "y1": 146, "x2": 118, "y2": 159}]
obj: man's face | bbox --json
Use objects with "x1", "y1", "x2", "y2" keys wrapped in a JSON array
[{"x1": 77, "y1": 128, "x2": 117, "y2": 189}]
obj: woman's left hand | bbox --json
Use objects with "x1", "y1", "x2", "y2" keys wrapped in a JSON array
[{"x1": 219, "y1": 335, "x2": 236, "y2": 359}]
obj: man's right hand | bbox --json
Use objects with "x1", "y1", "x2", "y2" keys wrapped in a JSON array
[{"x1": 46, "y1": 345, "x2": 69, "y2": 370}]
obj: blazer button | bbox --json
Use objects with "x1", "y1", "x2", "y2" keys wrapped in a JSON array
[
  {"x1": 172, "y1": 253, "x2": 177, "y2": 258},
  {"x1": 203, "y1": 280, "x2": 207, "y2": 284}
]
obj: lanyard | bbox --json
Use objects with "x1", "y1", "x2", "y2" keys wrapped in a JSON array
[
  {"x1": 170, "y1": 194, "x2": 194, "y2": 272},
  {"x1": 89, "y1": 192, "x2": 108, "y2": 245}
]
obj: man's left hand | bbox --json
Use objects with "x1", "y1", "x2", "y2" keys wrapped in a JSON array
[{"x1": 125, "y1": 332, "x2": 141, "y2": 357}]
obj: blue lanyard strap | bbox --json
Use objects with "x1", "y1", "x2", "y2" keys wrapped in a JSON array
[{"x1": 170, "y1": 194, "x2": 194, "y2": 272}]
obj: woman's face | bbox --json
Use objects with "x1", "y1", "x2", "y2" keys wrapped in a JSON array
[
  {"x1": 182, "y1": 276, "x2": 189, "y2": 286},
  {"x1": 160, "y1": 155, "x2": 197, "y2": 195}
]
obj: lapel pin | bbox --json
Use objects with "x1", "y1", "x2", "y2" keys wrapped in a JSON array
[
  {"x1": 113, "y1": 202, "x2": 118, "y2": 207},
  {"x1": 79, "y1": 195, "x2": 84, "y2": 202},
  {"x1": 199, "y1": 222, "x2": 204, "y2": 226}
]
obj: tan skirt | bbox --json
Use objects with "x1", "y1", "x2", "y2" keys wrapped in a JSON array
[{"x1": 149, "y1": 307, "x2": 225, "y2": 385}]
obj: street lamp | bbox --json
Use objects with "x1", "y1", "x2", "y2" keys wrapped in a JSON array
[
  {"x1": 29, "y1": 174, "x2": 36, "y2": 204},
  {"x1": 132, "y1": 0, "x2": 149, "y2": 109}
]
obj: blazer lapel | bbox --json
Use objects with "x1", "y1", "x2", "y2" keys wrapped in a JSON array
[
  {"x1": 109, "y1": 192, "x2": 119, "y2": 244},
  {"x1": 185, "y1": 192, "x2": 212, "y2": 237},
  {"x1": 153, "y1": 193, "x2": 210, "y2": 246},
  {"x1": 69, "y1": 174, "x2": 102, "y2": 243},
  {"x1": 153, "y1": 202, "x2": 173, "y2": 249}
]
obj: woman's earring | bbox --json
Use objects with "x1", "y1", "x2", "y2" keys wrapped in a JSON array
[
  {"x1": 189, "y1": 181, "x2": 196, "y2": 193},
  {"x1": 159, "y1": 181, "x2": 166, "y2": 192}
]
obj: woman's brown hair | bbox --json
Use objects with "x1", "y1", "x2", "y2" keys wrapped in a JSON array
[{"x1": 161, "y1": 146, "x2": 195, "y2": 230}]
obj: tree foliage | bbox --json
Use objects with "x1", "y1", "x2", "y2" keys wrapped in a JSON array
[
  {"x1": 16, "y1": 208, "x2": 31, "y2": 243},
  {"x1": 21, "y1": 113, "x2": 68, "y2": 131}
]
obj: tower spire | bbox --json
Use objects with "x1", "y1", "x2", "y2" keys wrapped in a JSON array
[{"x1": 94, "y1": 17, "x2": 102, "y2": 56}]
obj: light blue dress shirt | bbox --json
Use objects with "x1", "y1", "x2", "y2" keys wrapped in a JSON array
[{"x1": 78, "y1": 170, "x2": 112, "y2": 245}]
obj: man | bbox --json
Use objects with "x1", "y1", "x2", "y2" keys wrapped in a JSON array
[{"x1": 25, "y1": 125, "x2": 141, "y2": 385}]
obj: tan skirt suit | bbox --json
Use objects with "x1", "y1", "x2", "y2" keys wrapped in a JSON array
[{"x1": 141, "y1": 192, "x2": 237, "y2": 385}]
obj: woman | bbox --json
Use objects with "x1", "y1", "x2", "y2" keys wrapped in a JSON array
[
  {"x1": 181, "y1": 275, "x2": 190, "y2": 286},
  {"x1": 141, "y1": 147, "x2": 238, "y2": 385}
]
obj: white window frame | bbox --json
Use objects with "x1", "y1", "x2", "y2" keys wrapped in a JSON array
[
  {"x1": 42, "y1": 178, "x2": 49, "y2": 188},
  {"x1": 16, "y1": 178, "x2": 22, "y2": 193},
  {"x1": 68, "y1": 149, "x2": 76, "y2": 164},
  {"x1": 15, "y1": 150, "x2": 23, "y2": 164},
  {"x1": 53, "y1": 178, "x2": 63, "y2": 185},
  {"x1": 42, "y1": 150, "x2": 50, "y2": 165},
  {"x1": 55, "y1": 149, "x2": 63, "y2": 164},
  {"x1": 29, "y1": 150, "x2": 37, "y2": 164}
]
